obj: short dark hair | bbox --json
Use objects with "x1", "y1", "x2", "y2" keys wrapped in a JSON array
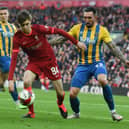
[
  {"x1": 17, "y1": 9, "x2": 32, "y2": 25},
  {"x1": 83, "y1": 7, "x2": 96, "y2": 15},
  {"x1": 0, "y1": 7, "x2": 8, "y2": 10}
]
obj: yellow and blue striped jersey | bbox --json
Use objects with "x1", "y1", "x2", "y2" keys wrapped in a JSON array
[
  {"x1": 68, "y1": 23, "x2": 112, "y2": 64},
  {"x1": 0, "y1": 21, "x2": 16, "y2": 56}
]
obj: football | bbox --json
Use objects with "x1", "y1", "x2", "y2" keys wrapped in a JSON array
[{"x1": 18, "y1": 89, "x2": 35, "y2": 106}]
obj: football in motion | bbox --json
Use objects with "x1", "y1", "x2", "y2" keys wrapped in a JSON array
[{"x1": 18, "y1": 89, "x2": 35, "y2": 106}]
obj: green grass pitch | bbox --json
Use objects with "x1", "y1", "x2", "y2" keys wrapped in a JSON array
[{"x1": 0, "y1": 89, "x2": 129, "y2": 129}]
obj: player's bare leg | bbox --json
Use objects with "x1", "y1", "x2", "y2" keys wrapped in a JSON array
[
  {"x1": 23, "y1": 70, "x2": 36, "y2": 118},
  {"x1": 98, "y1": 74, "x2": 123, "y2": 121},
  {"x1": 8, "y1": 78, "x2": 27, "y2": 109},
  {"x1": 52, "y1": 79, "x2": 68, "y2": 119}
]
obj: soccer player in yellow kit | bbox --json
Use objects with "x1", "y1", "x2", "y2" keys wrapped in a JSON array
[
  {"x1": 0, "y1": 7, "x2": 26, "y2": 109},
  {"x1": 50, "y1": 7, "x2": 129, "y2": 121}
]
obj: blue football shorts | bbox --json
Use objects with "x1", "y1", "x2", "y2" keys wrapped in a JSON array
[
  {"x1": 0, "y1": 56, "x2": 11, "y2": 73},
  {"x1": 71, "y1": 61, "x2": 107, "y2": 88}
]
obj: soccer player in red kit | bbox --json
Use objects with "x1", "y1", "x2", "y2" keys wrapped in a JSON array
[{"x1": 8, "y1": 10, "x2": 86, "y2": 118}]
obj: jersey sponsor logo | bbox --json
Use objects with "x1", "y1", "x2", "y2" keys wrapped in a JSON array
[
  {"x1": 80, "y1": 37, "x2": 96, "y2": 45},
  {"x1": 27, "y1": 42, "x2": 42, "y2": 50},
  {"x1": 2, "y1": 32, "x2": 14, "y2": 37}
]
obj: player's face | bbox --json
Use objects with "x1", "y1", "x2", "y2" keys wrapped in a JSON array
[
  {"x1": 0, "y1": 9, "x2": 9, "y2": 23},
  {"x1": 83, "y1": 11, "x2": 96, "y2": 28},
  {"x1": 20, "y1": 20, "x2": 32, "y2": 34}
]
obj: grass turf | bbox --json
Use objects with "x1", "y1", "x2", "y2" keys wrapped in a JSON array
[{"x1": 0, "y1": 89, "x2": 129, "y2": 129}]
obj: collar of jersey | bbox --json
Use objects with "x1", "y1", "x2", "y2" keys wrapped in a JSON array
[{"x1": 22, "y1": 29, "x2": 32, "y2": 36}]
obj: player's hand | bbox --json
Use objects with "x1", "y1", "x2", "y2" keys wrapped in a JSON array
[
  {"x1": 8, "y1": 80, "x2": 14, "y2": 92},
  {"x1": 77, "y1": 41, "x2": 86, "y2": 50}
]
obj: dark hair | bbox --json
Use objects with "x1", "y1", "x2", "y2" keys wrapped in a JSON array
[
  {"x1": 83, "y1": 7, "x2": 96, "y2": 15},
  {"x1": 0, "y1": 7, "x2": 8, "y2": 10},
  {"x1": 17, "y1": 9, "x2": 32, "y2": 25}
]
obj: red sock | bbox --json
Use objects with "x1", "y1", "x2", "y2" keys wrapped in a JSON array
[
  {"x1": 57, "y1": 92, "x2": 65, "y2": 105},
  {"x1": 28, "y1": 104, "x2": 34, "y2": 114},
  {"x1": 24, "y1": 86, "x2": 34, "y2": 113},
  {"x1": 45, "y1": 81, "x2": 49, "y2": 90},
  {"x1": 41, "y1": 81, "x2": 45, "y2": 86}
]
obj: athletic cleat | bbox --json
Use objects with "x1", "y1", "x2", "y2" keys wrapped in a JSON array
[
  {"x1": 112, "y1": 112, "x2": 123, "y2": 121},
  {"x1": 58, "y1": 103, "x2": 68, "y2": 119},
  {"x1": 67, "y1": 113, "x2": 80, "y2": 119},
  {"x1": 23, "y1": 112, "x2": 35, "y2": 118}
]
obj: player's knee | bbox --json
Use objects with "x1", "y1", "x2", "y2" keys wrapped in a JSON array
[
  {"x1": 24, "y1": 79, "x2": 32, "y2": 87},
  {"x1": 98, "y1": 78, "x2": 108, "y2": 86},
  {"x1": 8, "y1": 85, "x2": 13, "y2": 92},
  {"x1": 70, "y1": 88, "x2": 79, "y2": 98}
]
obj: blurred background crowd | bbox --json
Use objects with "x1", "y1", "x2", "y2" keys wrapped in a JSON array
[{"x1": 8, "y1": 6, "x2": 129, "y2": 88}]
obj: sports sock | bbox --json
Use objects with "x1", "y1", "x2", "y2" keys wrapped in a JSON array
[
  {"x1": 102, "y1": 84, "x2": 115, "y2": 111},
  {"x1": 57, "y1": 92, "x2": 65, "y2": 105},
  {"x1": 70, "y1": 96, "x2": 80, "y2": 113},
  {"x1": 10, "y1": 82, "x2": 18, "y2": 101},
  {"x1": 28, "y1": 104, "x2": 34, "y2": 113},
  {"x1": 24, "y1": 86, "x2": 34, "y2": 113},
  {"x1": 45, "y1": 80, "x2": 49, "y2": 90}
]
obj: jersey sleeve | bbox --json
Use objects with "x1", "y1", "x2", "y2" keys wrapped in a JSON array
[
  {"x1": 68, "y1": 24, "x2": 81, "y2": 40},
  {"x1": 68, "y1": 25, "x2": 78, "y2": 39},
  {"x1": 102, "y1": 27, "x2": 112, "y2": 44},
  {"x1": 12, "y1": 24, "x2": 17, "y2": 33},
  {"x1": 8, "y1": 35, "x2": 19, "y2": 80},
  {"x1": 54, "y1": 28, "x2": 78, "y2": 45},
  {"x1": 39, "y1": 25, "x2": 56, "y2": 34},
  {"x1": 39, "y1": 25, "x2": 78, "y2": 45}
]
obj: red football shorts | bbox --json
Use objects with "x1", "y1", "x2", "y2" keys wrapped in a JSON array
[{"x1": 26, "y1": 60, "x2": 61, "y2": 80}]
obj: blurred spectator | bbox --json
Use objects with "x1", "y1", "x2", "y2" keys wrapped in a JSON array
[{"x1": 8, "y1": 6, "x2": 129, "y2": 88}]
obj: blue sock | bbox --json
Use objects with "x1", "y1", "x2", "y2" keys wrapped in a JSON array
[
  {"x1": 70, "y1": 96, "x2": 80, "y2": 113},
  {"x1": 10, "y1": 82, "x2": 18, "y2": 102},
  {"x1": 102, "y1": 84, "x2": 115, "y2": 111}
]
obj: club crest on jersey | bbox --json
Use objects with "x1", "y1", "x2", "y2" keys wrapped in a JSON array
[
  {"x1": 23, "y1": 41, "x2": 27, "y2": 45},
  {"x1": 44, "y1": 26, "x2": 49, "y2": 31},
  {"x1": 34, "y1": 35, "x2": 39, "y2": 40},
  {"x1": 0, "y1": 28, "x2": 3, "y2": 32}
]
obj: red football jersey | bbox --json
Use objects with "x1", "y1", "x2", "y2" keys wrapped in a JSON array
[{"x1": 8, "y1": 24, "x2": 78, "y2": 80}]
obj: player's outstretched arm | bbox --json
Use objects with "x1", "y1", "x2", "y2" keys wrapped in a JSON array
[
  {"x1": 106, "y1": 42, "x2": 129, "y2": 67},
  {"x1": 41, "y1": 25, "x2": 86, "y2": 50},
  {"x1": 49, "y1": 36, "x2": 86, "y2": 50},
  {"x1": 48, "y1": 36, "x2": 66, "y2": 45},
  {"x1": 8, "y1": 50, "x2": 19, "y2": 80}
]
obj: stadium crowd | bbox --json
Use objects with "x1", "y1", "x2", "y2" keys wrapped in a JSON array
[{"x1": 9, "y1": 6, "x2": 129, "y2": 88}]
